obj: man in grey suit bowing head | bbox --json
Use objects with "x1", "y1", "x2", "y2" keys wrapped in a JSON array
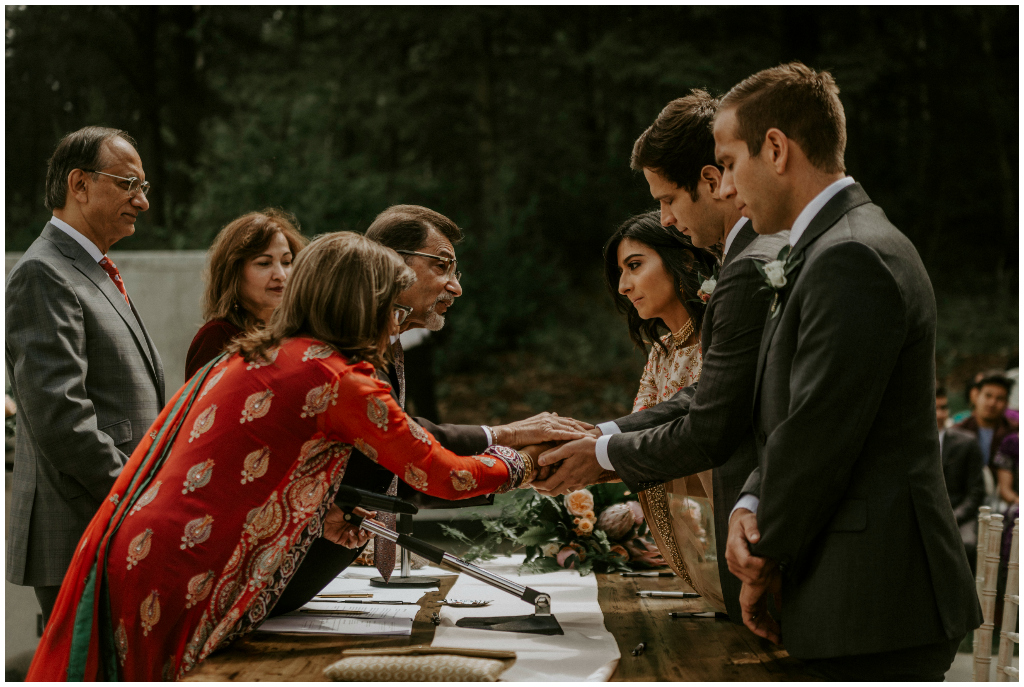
[
  {"x1": 532, "y1": 90, "x2": 787, "y2": 623},
  {"x1": 6, "y1": 127, "x2": 165, "y2": 622},
  {"x1": 716, "y1": 62, "x2": 981, "y2": 679}
]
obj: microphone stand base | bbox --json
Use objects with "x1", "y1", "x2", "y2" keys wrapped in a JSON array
[
  {"x1": 456, "y1": 613, "x2": 564, "y2": 635},
  {"x1": 369, "y1": 576, "x2": 440, "y2": 588}
]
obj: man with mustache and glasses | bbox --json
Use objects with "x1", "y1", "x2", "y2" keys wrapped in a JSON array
[{"x1": 270, "y1": 205, "x2": 589, "y2": 614}]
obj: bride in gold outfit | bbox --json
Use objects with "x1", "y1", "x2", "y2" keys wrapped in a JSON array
[{"x1": 602, "y1": 211, "x2": 724, "y2": 609}]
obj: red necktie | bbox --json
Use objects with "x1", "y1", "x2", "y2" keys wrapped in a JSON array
[
  {"x1": 375, "y1": 340, "x2": 406, "y2": 582},
  {"x1": 98, "y1": 257, "x2": 130, "y2": 306}
]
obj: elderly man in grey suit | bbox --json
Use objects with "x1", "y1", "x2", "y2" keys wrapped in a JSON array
[
  {"x1": 5, "y1": 126, "x2": 165, "y2": 622},
  {"x1": 531, "y1": 90, "x2": 787, "y2": 624},
  {"x1": 716, "y1": 63, "x2": 981, "y2": 680}
]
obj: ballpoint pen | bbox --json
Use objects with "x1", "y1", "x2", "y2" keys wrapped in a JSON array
[
  {"x1": 669, "y1": 611, "x2": 718, "y2": 619},
  {"x1": 621, "y1": 571, "x2": 676, "y2": 578},
  {"x1": 636, "y1": 591, "x2": 700, "y2": 598},
  {"x1": 313, "y1": 600, "x2": 416, "y2": 605},
  {"x1": 314, "y1": 593, "x2": 374, "y2": 599}
]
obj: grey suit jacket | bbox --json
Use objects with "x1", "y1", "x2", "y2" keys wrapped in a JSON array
[
  {"x1": 5, "y1": 223, "x2": 165, "y2": 586},
  {"x1": 606, "y1": 221, "x2": 788, "y2": 621},
  {"x1": 941, "y1": 427, "x2": 985, "y2": 528},
  {"x1": 744, "y1": 184, "x2": 981, "y2": 659}
]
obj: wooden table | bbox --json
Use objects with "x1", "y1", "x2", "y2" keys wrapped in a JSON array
[{"x1": 184, "y1": 572, "x2": 816, "y2": 681}]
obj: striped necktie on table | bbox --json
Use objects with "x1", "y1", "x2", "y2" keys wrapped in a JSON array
[
  {"x1": 98, "y1": 257, "x2": 130, "y2": 306},
  {"x1": 375, "y1": 339, "x2": 406, "y2": 582}
]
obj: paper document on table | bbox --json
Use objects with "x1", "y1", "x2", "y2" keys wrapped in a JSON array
[
  {"x1": 431, "y1": 554, "x2": 620, "y2": 681},
  {"x1": 257, "y1": 613, "x2": 412, "y2": 636},
  {"x1": 316, "y1": 574, "x2": 430, "y2": 603},
  {"x1": 301, "y1": 601, "x2": 420, "y2": 619}
]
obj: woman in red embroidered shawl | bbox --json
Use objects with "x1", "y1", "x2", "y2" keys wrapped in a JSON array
[{"x1": 28, "y1": 232, "x2": 535, "y2": 681}]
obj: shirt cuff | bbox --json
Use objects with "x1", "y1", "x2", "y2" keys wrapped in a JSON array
[
  {"x1": 595, "y1": 434, "x2": 615, "y2": 471},
  {"x1": 481, "y1": 425, "x2": 494, "y2": 446},
  {"x1": 597, "y1": 421, "x2": 621, "y2": 436},
  {"x1": 730, "y1": 494, "x2": 760, "y2": 521}
]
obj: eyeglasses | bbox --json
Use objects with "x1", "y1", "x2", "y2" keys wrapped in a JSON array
[
  {"x1": 81, "y1": 169, "x2": 152, "y2": 198},
  {"x1": 392, "y1": 303, "x2": 413, "y2": 326},
  {"x1": 395, "y1": 250, "x2": 461, "y2": 282}
]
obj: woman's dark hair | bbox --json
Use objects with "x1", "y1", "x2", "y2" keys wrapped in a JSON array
[{"x1": 603, "y1": 211, "x2": 719, "y2": 354}]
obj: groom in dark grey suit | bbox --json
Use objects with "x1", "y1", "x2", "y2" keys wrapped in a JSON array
[
  {"x1": 532, "y1": 90, "x2": 787, "y2": 623},
  {"x1": 6, "y1": 127, "x2": 165, "y2": 621},
  {"x1": 715, "y1": 62, "x2": 981, "y2": 680}
]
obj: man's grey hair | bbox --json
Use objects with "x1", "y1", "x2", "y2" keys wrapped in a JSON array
[{"x1": 44, "y1": 126, "x2": 137, "y2": 211}]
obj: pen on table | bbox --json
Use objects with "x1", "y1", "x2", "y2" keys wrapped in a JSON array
[
  {"x1": 636, "y1": 591, "x2": 700, "y2": 598},
  {"x1": 621, "y1": 571, "x2": 676, "y2": 578},
  {"x1": 314, "y1": 593, "x2": 373, "y2": 599},
  {"x1": 312, "y1": 600, "x2": 416, "y2": 605},
  {"x1": 669, "y1": 611, "x2": 718, "y2": 619},
  {"x1": 631, "y1": 642, "x2": 646, "y2": 657}
]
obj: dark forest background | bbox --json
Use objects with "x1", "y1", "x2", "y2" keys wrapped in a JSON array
[{"x1": 5, "y1": 6, "x2": 1018, "y2": 412}]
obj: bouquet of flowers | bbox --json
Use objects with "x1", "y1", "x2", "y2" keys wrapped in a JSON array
[{"x1": 443, "y1": 483, "x2": 666, "y2": 576}]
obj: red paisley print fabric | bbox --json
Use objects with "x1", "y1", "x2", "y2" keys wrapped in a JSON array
[{"x1": 27, "y1": 337, "x2": 515, "y2": 681}]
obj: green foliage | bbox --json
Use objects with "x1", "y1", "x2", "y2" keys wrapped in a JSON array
[{"x1": 5, "y1": 7, "x2": 1017, "y2": 374}]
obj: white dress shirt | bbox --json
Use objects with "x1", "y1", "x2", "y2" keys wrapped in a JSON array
[
  {"x1": 787, "y1": 176, "x2": 855, "y2": 248},
  {"x1": 50, "y1": 215, "x2": 104, "y2": 262},
  {"x1": 721, "y1": 216, "x2": 749, "y2": 259}
]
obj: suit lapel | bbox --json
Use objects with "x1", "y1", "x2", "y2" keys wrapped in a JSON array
[
  {"x1": 750, "y1": 184, "x2": 873, "y2": 412},
  {"x1": 722, "y1": 220, "x2": 756, "y2": 269},
  {"x1": 789, "y1": 183, "x2": 872, "y2": 262},
  {"x1": 43, "y1": 224, "x2": 162, "y2": 386},
  {"x1": 702, "y1": 221, "x2": 756, "y2": 357}
]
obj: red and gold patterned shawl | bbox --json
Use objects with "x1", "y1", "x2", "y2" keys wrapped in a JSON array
[{"x1": 27, "y1": 337, "x2": 519, "y2": 681}]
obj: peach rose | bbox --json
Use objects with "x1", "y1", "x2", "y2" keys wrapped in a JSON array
[
  {"x1": 565, "y1": 489, "x2": 595, "y2": 517},
  {"x1": 574, "y1": 518, "x2": 594, "y2": 537}
]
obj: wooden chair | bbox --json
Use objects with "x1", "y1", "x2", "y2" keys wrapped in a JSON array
[
  {"x1": 995, "y1": 518, "x2": 1018, "y2": 682},
  {"x1": 977, "y1": 506, "x2": 992, "y2": 597},
  {"x1": 974, "y1": 510, "x2": 1003, "y2": 680}
]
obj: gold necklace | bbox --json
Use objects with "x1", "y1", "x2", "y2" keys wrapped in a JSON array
[{"x1": 670, "y1": 318, "x2": 696, "y2": 348}]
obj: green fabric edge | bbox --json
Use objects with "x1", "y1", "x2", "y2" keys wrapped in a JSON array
[{"x1": 63, "y1": 353, "x2": 226, "y2": 680}]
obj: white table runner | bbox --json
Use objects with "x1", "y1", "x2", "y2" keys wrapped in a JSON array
[{"x1": 430, "y1": 555, "x2": 620, "y2": 681}]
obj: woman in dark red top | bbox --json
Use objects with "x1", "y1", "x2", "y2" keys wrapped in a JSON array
[{"x1": 186, "y1": 209, "x2": 308, "y2": 379}]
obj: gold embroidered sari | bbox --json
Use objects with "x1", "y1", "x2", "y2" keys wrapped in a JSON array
[{"x1": 633, "y1": 329, "x2": 725, "y2": 612}]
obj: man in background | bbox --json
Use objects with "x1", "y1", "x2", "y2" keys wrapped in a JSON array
[
  {"x1": 6, "y1": 126, "x2": 165, "y2": 622},
  {"x1": 936, "y1": 384, "x2": 986, "y2": 573},
  {"x1": 955, "y1": 371, "x2": 1017, "y2": 469}
]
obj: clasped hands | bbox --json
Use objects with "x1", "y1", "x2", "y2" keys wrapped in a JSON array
[
  {"x1": 510, "y1": 418, "x2": 618, "y2": 495},
  {"x1": 727, "y1": 508, "x2": 782, "y2": 645},
  {"x1": 485, "y1": 411, "x2": 614, "y2": 492}
]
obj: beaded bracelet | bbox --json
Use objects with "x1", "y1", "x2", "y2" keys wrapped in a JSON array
[{"x1": 484, "y1": 445, "x2": 526, "y2": 493}]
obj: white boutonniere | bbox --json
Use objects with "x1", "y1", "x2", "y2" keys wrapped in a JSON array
[
  {"x1": 696, "y1": 264, "x2": 721, "y2": 303},
  {"x1": 754, "y1": 245, "x2": 804, "y2": 318}
]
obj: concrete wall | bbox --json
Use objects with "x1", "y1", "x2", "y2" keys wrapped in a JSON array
[{"x1": 5, "y1": 250, "x2": 209, "y2": 391}]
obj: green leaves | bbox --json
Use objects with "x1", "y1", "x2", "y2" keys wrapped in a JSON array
[{"x1": 517, "y1": 524, "x2": 556, "y2": 546}]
